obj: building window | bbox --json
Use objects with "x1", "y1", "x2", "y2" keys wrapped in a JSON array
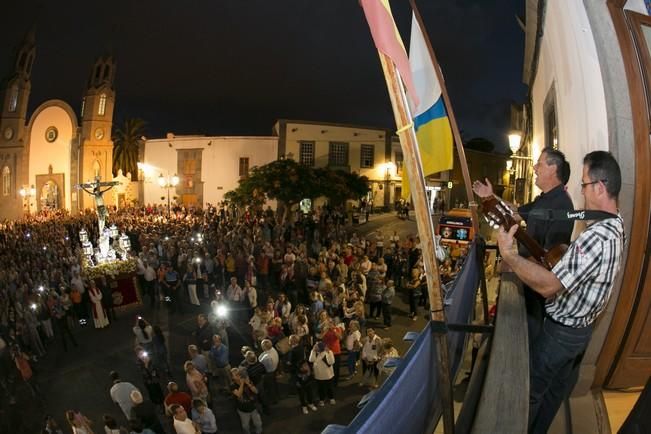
[
  {"x1": 2, "y1": 166, "x2": 10, "y2": 196},
  {"x1": 98, "y1": 93, "x2": 107, "y2": 116},
  {"x1": 395, "y1": 152, "x2": 404, "y2": 175},
  {"x1": 80, "y1": 97, "x2": 86, "y2": 117},
  {"x1": 360, "y1": 144, "x2": 375, "y2": 168},
  {"x1": 543, "y1": 85, "x2": 559, "y2": 149},
  {"x1": 8, "y1": 86, "x2": 18, "y2": 113},
  {"x1": 328, "y1": 142, "x2": 349, "y2": 167},
  {"x1": 239, "y1": 157, "x2": 249, "y2": 178},
  {"x1": 93, "y1": 160, "x2": 101, "y2": 178},
  {"x1": 299, "y1": 141, "x2": 315, "y2": 167}
]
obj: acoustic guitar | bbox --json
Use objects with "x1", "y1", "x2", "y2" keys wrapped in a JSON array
[{"x1": 481, "y1": 196, "x2": 567, "y2": 270}]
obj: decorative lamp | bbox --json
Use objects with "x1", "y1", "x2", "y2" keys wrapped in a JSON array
[
  {"x1": 79, "y1": 229, "x2": 89, "y2": 243},
  {"x1": 158, "y1": 174, "x2": 166, "y2": 187},
  {"x1": 110, "y1": 224, "x2": 119, "y2": 239},
  {"x1": 171, "y1": 174, "x2": 180, "y2": 186},
  {"x1": 508, "y1": 131, "x2": 522, "y2": 155},
  {"x1": 82, "y1": 242, "x2": 93, "y2": 256},
  {"x1": 119, "y1": 234, "x2": 131, "y2": 250}
]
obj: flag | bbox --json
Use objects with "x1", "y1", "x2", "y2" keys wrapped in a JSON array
[
  {"x1": 402, "y1": 13, "x2": 454, "y2": 200},
  {"x1": 360, "y1": 0, "x2": 420, "y2": 109}
]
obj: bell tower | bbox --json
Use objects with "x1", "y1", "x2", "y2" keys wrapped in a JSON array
[
  {"x1": 78, "y1": 55, "x2": 116, "y2": 210},
  {"x1": 0, "y1": 30, "x2": 35, "y2": 146}
]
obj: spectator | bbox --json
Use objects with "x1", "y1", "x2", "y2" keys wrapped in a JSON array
[
  {"x1": 191, "y1": 399, "x2": 217, "y2": 434},
  {"x1": 170, "y1": 404, "x2": 199, "y2": 434},
  {"x1": 164, "y1": 382, "x2": 192, "y2": 416},
  {"x1": 230, "y1": 367, "x2": 263, "y2": 434},
  {"x1": 129, "y1": 389, "x2": 164, "y2": 434},
  {"x1": 109, "y1": 371, "x2": 141, "y2": 420},
  {"x1": 309, "y1": 341, "x2": 335, "y2": 406},
  {"x1": 209, "y1": 334, "x2": 232, "y2": 394},
  {"x1": 360, "y1": 328, "x2": 382, "y2": 388}
]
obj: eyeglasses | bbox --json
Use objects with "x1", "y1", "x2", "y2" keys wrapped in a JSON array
[{"x1": 580, "y1": 179, "x2": 607, "y2": 189}]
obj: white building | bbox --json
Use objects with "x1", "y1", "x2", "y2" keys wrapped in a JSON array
[
  {"x1": 273, "y1": 119, "x2": 398, "y2": 209},
  {"x1": 141, "y1": 134, "x2": 278, "y2": 207},
  {"x1": 520, "y1": 0, "x2": 651, "y2": 431}
]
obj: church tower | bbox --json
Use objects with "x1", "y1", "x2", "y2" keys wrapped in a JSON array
[
  {"x1": 0, "y1": 30, "x2": 35, "y2": 146},
  {"x1": 78, "y1": 55, "x2": 116, "y2": 210},
  {"x1": 0, "y1": 30, "x2": 35, "y2": 219}
]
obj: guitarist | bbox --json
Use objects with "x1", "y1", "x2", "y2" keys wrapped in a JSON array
[
  {"x1": 496, "y1": 151, "x2": 625, "y2": 434},
  {"x1": 473, "y1": 147, "x2": 574, "y2": 340}
]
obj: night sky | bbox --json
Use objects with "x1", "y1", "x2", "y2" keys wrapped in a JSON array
[{"x1": 0, "y1": 0, "x2": 526, "y2": 151}]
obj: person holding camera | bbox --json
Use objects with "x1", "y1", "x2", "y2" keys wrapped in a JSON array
[
  {"x1": 309, "y1": 340, "x2": 335, "y2": 406},
  {"x1": 230, "y1": 367, "x2": 262, "y2": 434}
]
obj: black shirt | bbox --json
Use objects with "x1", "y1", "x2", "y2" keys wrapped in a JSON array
[
  {"x1": 230, "y1": 382, "x2": 258, "y2": 413},
  {"x1": 518, "y1": 184, "x2": 574, "y2": 257}
]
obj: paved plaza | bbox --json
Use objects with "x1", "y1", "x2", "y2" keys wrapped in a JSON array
[{"x1": 1, "y1": 212, "x2": 473, "y2": 434}]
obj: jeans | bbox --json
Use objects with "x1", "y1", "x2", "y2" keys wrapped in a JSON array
[
  {"x1": 296, "y1": 379, "x2": 315, "y2": 406},
  {"x1": 237, "y1": 409, "x2": 262, "y2": 434},
  {"x1": 347, "y1": 350, "x2": 359, "y2": 376},
  {"x1": 529, "y1": 317, "x2": 593, "y2": 434}
]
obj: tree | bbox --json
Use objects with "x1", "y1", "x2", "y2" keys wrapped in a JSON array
[
  {"x1": 225, "y1": 159, "x2": 370, "y2": 221},
  {"x1": 112, "y1": 118, "x2": 146, "y2": 180}
]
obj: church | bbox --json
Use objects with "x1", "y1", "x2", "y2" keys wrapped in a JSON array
[{"x1": 0, "y1": 31, "x2": 115, "y2": 220}]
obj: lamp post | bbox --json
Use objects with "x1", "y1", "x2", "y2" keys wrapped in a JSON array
[
  {"x1": 158, "y1": 173, "x2": 179, "y2": 217},
  {"x1": 382, "y1": 162, "x2": 395, "y2": 211},
  {"x1": 19, "y1": 184, "x2": 36, "y2": 214}
]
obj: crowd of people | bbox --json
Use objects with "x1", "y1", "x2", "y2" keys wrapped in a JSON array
[{"x1": 0, "y1": 201, "x2": 452, "y2": 434}]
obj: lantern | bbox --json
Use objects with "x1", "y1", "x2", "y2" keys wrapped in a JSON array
[
  {"x1": 79, "y1": 229, "x2": 88, "y2": 243},
  {"x1": 82, "y1": 242, "x2": 93, "y2": 256},
  {"x1": 119, "y1": 234, "x2": 131, "y2": 251},
  {"x1": 110, "y1": 224, "x2": 119, "y2": 239}
]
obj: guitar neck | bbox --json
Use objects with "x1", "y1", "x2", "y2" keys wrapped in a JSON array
[{"x1": 513, "y1": 226, "x2": 547, "y2": 261}]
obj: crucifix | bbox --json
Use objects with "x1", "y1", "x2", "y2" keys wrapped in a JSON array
[{"x1": 76, "y1": 176, "x2": 120, "y2": 234}]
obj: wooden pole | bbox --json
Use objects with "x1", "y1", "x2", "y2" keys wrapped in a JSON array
[
  {"x1": 410, "y1": 0, "x2": 489, "y2": 326},
  {"x1": 377, "y1": 52, "x2": 455, "y2": 434},
  {"x1": 409, "y1": 0, "x2": 480, "y2": 236}
]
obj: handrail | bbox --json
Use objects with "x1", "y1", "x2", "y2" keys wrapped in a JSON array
[{"x1": 471, "y1": 272, "x2": 529, "y2": 433}]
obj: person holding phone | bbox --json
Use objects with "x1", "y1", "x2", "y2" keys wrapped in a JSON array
[{"x1": 309, "y1": 340, "x2": 335, "y2": 406}]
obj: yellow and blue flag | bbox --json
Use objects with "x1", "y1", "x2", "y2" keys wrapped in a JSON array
[{"x1": 403, "y1": 14, "x2": 454, "y2": 199}]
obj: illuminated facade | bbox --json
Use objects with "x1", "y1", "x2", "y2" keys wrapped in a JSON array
[{"x1": 0, "y1": 32, "x2": 115, "y2": 219}]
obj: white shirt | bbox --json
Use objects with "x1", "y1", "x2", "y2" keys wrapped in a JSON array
[
  {"x1": 345, "y1": 330, "x2": 361, "y2": 351},
  {"x1": 259, "y1": 347, "x2": 280, "y2": 373},
  {"x1": 109, "y1": 381, "x2": 139, "y2": 419},
  {"x1": 144, "y1": 265, "x2": 157, "y2": 282},
  {"x1": 173, "y1": 417, "x2": 197, "y2": 434},
  {"x1": 309, "y1": 349, "x2": 335, "y2": 380}
]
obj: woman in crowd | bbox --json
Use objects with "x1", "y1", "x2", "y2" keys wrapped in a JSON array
[
  {"x1": 133, "y1": 317, "x2": 153, "y2": 352},
  {"x1": 184, "y1": 361, "x2": 209, "y2": 403},
  {"x1": 344, "y1": 320, "x2": 362, "y2": 380},
  {"x1": 309, "y1": 340, "x2": 335, "y2": 406}
]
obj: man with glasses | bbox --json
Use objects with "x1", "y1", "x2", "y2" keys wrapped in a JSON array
[{"x1": 496, "y1": 151, "x2": 625, "y2": 434}]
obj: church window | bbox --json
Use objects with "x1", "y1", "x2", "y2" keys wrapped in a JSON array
[
  {"x1": 8, "y1": 86, "x2": 18, "y2": 113},
  {"x1": 98, "y1": 94, "x2": 107, "y2": 116},
  {"x1": 2, "y1": 166, "x2": 10, "y2": 196},
  {"x1": 80, "y1": 97, "x2": 86, "y2": 117},
  {"x1": 93, "y1": 160, "x2": 101, "y2": 178},
  {"x1": 103, "y1": 65, "x2": 110, "y2": 80}
]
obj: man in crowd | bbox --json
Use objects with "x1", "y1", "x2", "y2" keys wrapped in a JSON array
[
  {"x1": 108, "y1": 371, "x2": 140, "y2": 420},
  {"x1": 496, "y1": 151, "x2": 625, "y2": 433}
]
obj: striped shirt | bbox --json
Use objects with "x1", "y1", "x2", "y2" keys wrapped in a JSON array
[{"x1": 548, "y1": 215, "x2": 625, "y2": 328}]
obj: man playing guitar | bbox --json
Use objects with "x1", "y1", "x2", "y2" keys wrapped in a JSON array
[
  {"x1": 496, "y1": 151, "x2": 625, "y2": 433},
  {"x1": 473, "y1": 147, "x2": 574, "y2": 340}
]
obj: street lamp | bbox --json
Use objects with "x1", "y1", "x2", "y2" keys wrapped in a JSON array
[
  {"x1": 19, "y1": 184, "x2": 36, "y2": 214},
  {"x1": 508, "y1": 131, "x2": 522, "y2": 155},
  {"x1": 158, "y1": 173, "x2": 179, "y2": 216}
]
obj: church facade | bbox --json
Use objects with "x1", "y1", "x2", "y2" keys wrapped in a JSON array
[{"x1": 0, "y1": 32, "x2": 115, "y2": 220}]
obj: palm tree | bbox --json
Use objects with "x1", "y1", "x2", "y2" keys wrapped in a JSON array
[{"x1": 112, "y1": 118, "x2": 146, "y2": 180}]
